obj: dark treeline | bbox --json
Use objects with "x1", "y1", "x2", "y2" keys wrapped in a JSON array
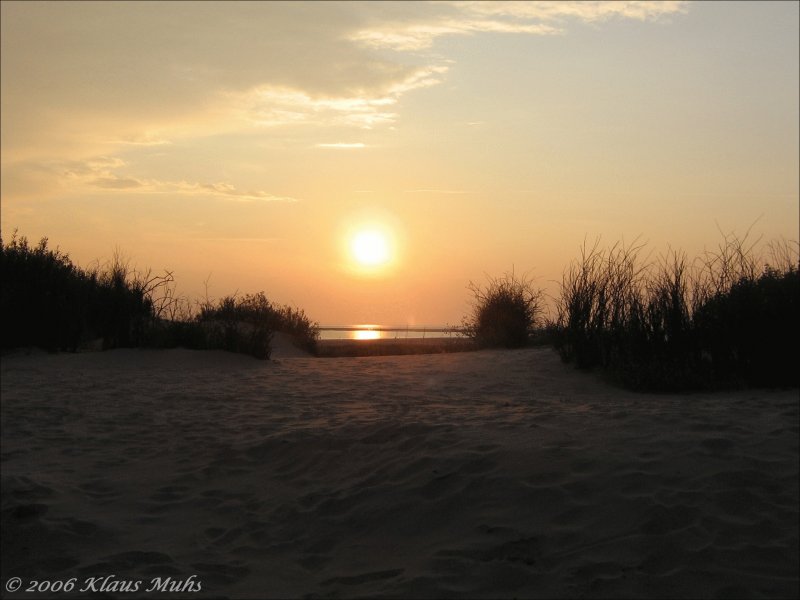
[{"x1": 0, "y1": 232, "x2": 319, "y2": 360}]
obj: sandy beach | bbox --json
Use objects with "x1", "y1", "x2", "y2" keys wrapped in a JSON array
[
  {"x1": 1, "y1": 344, "x2": 798, "y2": 599},
  {"x1": 315, "y1": 337, "x2": 476, "y2": 358}
]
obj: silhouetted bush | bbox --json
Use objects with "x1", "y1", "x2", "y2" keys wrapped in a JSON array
[
  {"x1": 269, "y1": 304, "x2": 319, "y2": 354},
  {"x1": 1, "y1": 232, "x2": 319, "y2": 360},
  {"x1": 694, "y1": 266, "x2": 799, "y2": 387},
  {"x1": 196, "y1": 292, "x2": 319, "y2": 357},
  {"x1": 463, "y1": 272, "x2": 544, "y2": 348},
  {"x1": 553, "y1": 232, "x2": 799, "y2": 390},
  {"x1": 1, "y1": 233, "x2": 153, "y2": 352},
  {"x1": 194, "y1": 293, "x2": 272, "y2": 359}
]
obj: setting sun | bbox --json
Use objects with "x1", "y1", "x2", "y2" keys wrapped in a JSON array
[{"x1": 351, "y1": 230, "x2": 390, "y2": 267}]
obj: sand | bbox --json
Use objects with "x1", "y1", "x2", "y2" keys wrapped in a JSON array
[
  {"x1": 315, "y1": 337, "x2": 476, "y2": 358},
  {"x1": 1, "y1": 344, "x2": 798, "y2": 599}
]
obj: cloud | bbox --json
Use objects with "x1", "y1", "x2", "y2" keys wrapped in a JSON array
[
  {"x1": 1, "y1": 1, "x2": 691, "y2": 203},
  {"x1": 234, "y1": 87, "x2": 396, "y2": 128},
  {"x1": 190, "y1": 237, "x2": 280, "y2": 243},
  {"x1": 404, "y1": 189, "x2": 476, "y2": 195},
  {"x1": 190, "y1": 182, "x2": 296, "y2": 202},
  {"x1": 456, "y1": 1, "x2": 690, "y2": 22},
  {"x1": 350, "y1": 1, "x2": 689, "y2": 50},
  {"x1": 315, "y1": 143, "x2": 367, "y2": 149},
  {"x1": 92, "y1": 176, "x2": 143, "y2": 190},
  {"x1": 105, "y1": 135, "x2": 172, "y2": 147},
  {"x1": 232, "y1": 65, "x2": 448, "y2": 129},
  {"x1": 2, "y1": 1, "x2": 690, "y2": 155},
  {"x1": 351, "y1": 19, "x2": 560, "y2": 51},
  {"x1": 62, "y1": 156, "x2": 128, "y2": 177},
  {"x1": 50, "y1": 157, "x2": 298, "y2": 202},
  {"x1": 0, "y1": 2, "x2": 451, "y2": 161}
]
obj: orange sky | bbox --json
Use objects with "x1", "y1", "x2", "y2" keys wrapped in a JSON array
[{"x1": 2, "y1": 1, "x2": 798, "y2": 325}]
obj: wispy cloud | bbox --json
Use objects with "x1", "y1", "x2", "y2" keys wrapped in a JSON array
[
  {"x1": 92, "y1": 176, "x2": 143, "y2": 190},
  {"x1": 190, "y1": 237, "x2": 281, "y2": 243},
  {"x1": 106, "y1": 137, "x2": 172, "y2": 147},
  {"x1": 404, "y1": 189, "x2": 477, "y2": 195},
  {"x1": 59, "y1": 156, "x2": 126, "y2": 175},
  {"x1": 351, "y1": 1, "x2": 689, "y2": 51},
  {"x1": 1, "y1": 1, "x2": 692, "y2": 208},
  {"x1": 457, "y1": 1, "x2": 689, "y2": 22},
  {"x1": 59, "y1": 156, "x2": 297, "y2": 202},
  {"x1": 351, "y1": 19, "x2": 559, "y2": 51},
  {"x1": 189, "y1": 181, "x2": 297, "y2": 202},
  {"x1": 231, "y1": 65, "x2": 448, "y2": 129},
  {"x1": 315, "y1": 142, "x2": 367, "y2": 149}
]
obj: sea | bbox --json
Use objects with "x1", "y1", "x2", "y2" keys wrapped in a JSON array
[{"x1": 318, "y1": 326, "x2": 463, "y2": 340}]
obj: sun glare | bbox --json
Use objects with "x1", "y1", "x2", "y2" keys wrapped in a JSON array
[
  {"x1": 353, "y1": 329, "x2": 381, "y2": 340},
  {"x1": 351, "y1": 230, "x2": 390, "y2": 266}
]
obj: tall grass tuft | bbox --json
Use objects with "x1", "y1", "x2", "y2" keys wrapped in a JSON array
[
  {"x1": 0, "y1": 233, "x2": 157, "y2": 352},
  {"x1": 554, "y1": 231, "x2": 799, "y2": 390},
  {"x1": 142, "y1": 292, "x2": 319, "y2": 358},
  {"x1": 462, "y1": 271, "x2": 544, "y2": 348},
  {"x1": 190, "y1": 293, "x2": 273, "y2": 360},
  {"x1": 1, "y1": 232, "x2": 320, "y2": 359},
  {"x1": 268, "y1": 304, "x2": 319, "y2": 354}
]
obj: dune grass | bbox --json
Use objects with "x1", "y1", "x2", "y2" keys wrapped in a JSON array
[
  {"x1": 1, "y1": 233, "x2": 158, "y2": 352},
  {"x1": 1, "y1": 232, "x2": 319, "y2": 359},
  {"x1": 461, "y1": 271, "x2": 545, "y2": 349},
  {"x1": 552, "y1": 231, "x2": 799, "y2": 390},
  {"x1": 4, "y1": 227, "x2": 797, "y2": 387}
]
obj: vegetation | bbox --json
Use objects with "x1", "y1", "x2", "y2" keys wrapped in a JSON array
[
  {"x1": 1, "y1": 234, "x2": 161, "y2": 352},
  {"x1": 553, "y1": 232, "x2": 799, "y2": 390},
  {"x1": 462, "y1": 271, "x2": 545, "y2": 348},
  {"x1": 1, "y1": 232, "x2": 319, "y2": 359},
  {"x1": 4, "y1": 226, "x2": 797, "y2": 389}
]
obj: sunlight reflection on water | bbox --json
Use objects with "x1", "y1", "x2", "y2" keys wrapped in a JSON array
[
  {"x1": 318, "y1": 326, "x2": 459, "y2": 340},
  {"x1": 352, "y1": 329, "x2": 381, "y2": 340}
]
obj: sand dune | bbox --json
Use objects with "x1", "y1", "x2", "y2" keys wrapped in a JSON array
[{"x1": 2, "y1": 347, "x2": 798, "y2": 598}]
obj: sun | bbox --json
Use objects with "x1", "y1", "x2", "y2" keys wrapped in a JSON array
[{"x1": 351, "y1": 230, "x2": 390, "y2": 266}]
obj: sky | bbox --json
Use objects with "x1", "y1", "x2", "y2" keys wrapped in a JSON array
[{"x1": 2, "y1": 1, "x2": 798, "y2": 326}]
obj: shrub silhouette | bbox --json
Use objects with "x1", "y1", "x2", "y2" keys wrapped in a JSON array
[
  {"x1": 694, "y1": 266, "x2": 799, "y2": 387},
  {"x1": 463, "y1": 272, "x2": 543, "y2": 348},
  {"x1": 196, "y1": 292, "x2": 319, "y2": 357},
  {"x1": 0, "y1": 234, "x2": 154, "y2": 352},
  {"x1": 1, "y1": 231, "x2": 319, "y2": 360},
  {"x1": 193, "y1": 293, "x2": 274, "y2": 360}
]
